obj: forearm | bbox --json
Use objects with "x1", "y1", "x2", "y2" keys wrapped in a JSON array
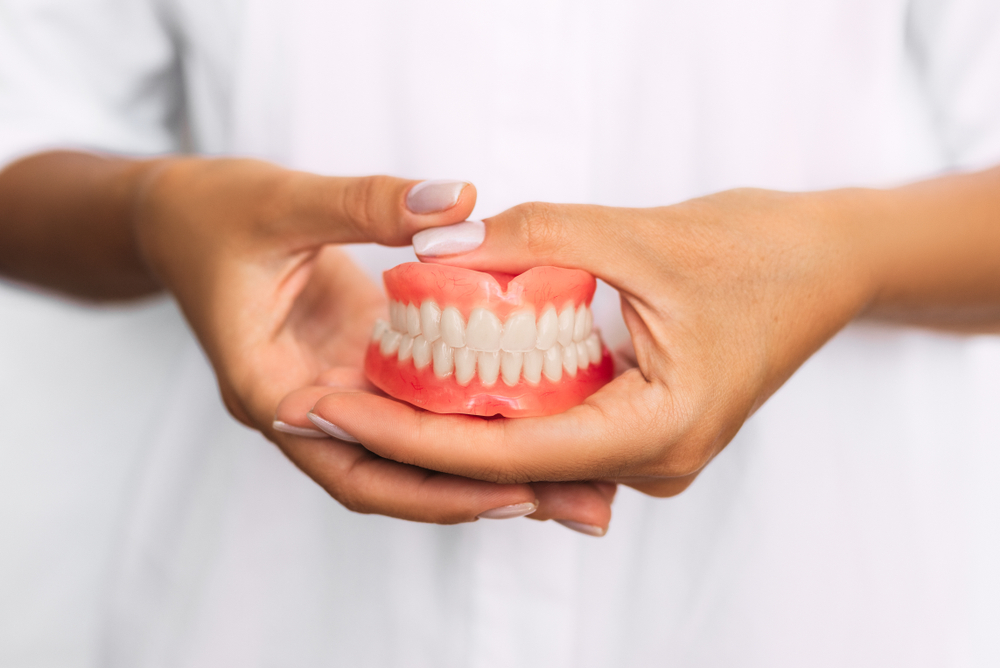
[{"x1": 0, "y1": 150, "x2": 165, "y2": 300}]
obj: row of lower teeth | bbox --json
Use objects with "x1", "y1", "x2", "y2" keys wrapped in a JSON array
[{"x1": 372, "y1": 318, "x2": 604, "y2": 385}]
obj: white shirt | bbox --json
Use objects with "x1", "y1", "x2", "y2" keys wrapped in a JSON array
[{"x1": 3, "y1": 1, "x2": 1000, "y2": 666}]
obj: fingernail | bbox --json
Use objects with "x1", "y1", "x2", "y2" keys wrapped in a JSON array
[
  {"x1": 477, "y1": 501, "x2": 538, "y2": 520},
  {"x1": 413, "y1": 220, "x2": 485, "y2": 257},
  {"x1": 555, "y1": 520, "x2": 606, "y2": 537},
  {"x1": 273, "y1": 420, "x2": 329, "y2": 439},
  {"x1": 406, "y1": 180, "x2": 469, "y2": 214},
  {"x1": 306, "y1": 412, "x2": 361, "y2": 443}
]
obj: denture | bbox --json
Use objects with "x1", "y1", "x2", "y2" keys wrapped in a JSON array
[{"x1": 365, "y1": 263, "x2": 614, "y2": 417}]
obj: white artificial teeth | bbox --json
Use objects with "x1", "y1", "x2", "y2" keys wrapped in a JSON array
[
  {"x1": 562, "y1": 341, "x2": 578, "y2": 376},
  {"x1": 584, "y1": 308, "x2": 594, "y2": 339},
  {"x1": 432, "y1": 339, "x2": 454, "y2": 377},
  {"x1": 406, "y1": 303, "x2": 421, "y2": 337},
  {"x1": 454, "y1": 347, "x2": 476, "y2": 385},
  {"x1": 380, "y1": 329, "x2": 402, "y2": 356},
  {"x1": 557, "y1": 305, "x2": 575, "y2": 346},
  {"x1": 585, "y1": 332, "x2": 601, "y2": 364},
  {"x1": 536, "y1": 307, "x2": 558, "y2": 350},
  {"x1": 390, "y1": 301, "x2": 406, "y2": 333},
  {"x1": 576, "y1": 341, "x2": 590, "y2": 369},
  {"x1": 501, "y1": 310, "x2": 537, "y2": 352},
  {"x1": 573, "y1": 304, "x2": 589, "y2": 342},
  {"x1": 543, "y1": 344, "x2": 563, "y2": 382},
  {"x1": 441, "y1": 307, "x2": 466, "y2": 348},
  {"x1": 523, "y1": 348, "x2": 543, "y2": 384},
  {"x1": 466, "y1": 308, "x2": 502, "y2": 352},
  {"x1": 477, "y1": 351, "x2": 500, "y2": 386},
  {"x1": 398, "y1": 334, "x2": 414, "y2": 362},
  {"x1": 501, "y1": 351, "x2": 523, "y2": 386},
  {"x1": 420, "y1": 301, "x2": 441, "y2": 342},
  {"x1": 412, "y1": 335, "x2": 432, "y2": 369},
  {"x1": 372, "y1": 319, "x2": 389, "y2": 342}
]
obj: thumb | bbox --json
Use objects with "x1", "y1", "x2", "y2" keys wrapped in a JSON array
[{"x1": 275, "y1": 174, "x2": 477, "y2": 247}]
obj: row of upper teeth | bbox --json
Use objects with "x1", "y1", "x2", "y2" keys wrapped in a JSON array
[{"x1": 371, "y1": 300, "x2": 603, "y2": 386}]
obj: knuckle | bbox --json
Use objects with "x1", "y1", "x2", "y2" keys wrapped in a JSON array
[
  {"x1": 343, "y1": 175, "x2": 395, "y2": 231},
  {"x1": 511, "y1": 201, "x2": 567, "y2": 256}
]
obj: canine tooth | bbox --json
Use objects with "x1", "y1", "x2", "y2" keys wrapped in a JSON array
[
  {"x1": 441, "y1": 307, "x2": 466, "y2": 348},
  {"x1": 523, "y1": 349, "x2": 543, "y2": 384},
  {"x1": 390, "y1": 301, "x2": 406, "y2": 332},
  {"x1": 398, "y1": 334, "x2": 414, "y2": 362},
  {"x1": 406, "y1": 303, "x2": 421, "y2": 336},
  {"x1": 501, "y1": 310, "x2": 537, "y2": 352},
  {"x1": 412, "y1": 335, "x2": 432, "y2": 369},
  {"x1": 562, "y1": 341, "x2": 578, "y2": 376},
  {"x1": 536, "y1": 307, "x2": 558, "y2": 350},
  {"x1": 543, "y1": 345, "x2": 563, "y2": 382},
  {"x1": 585, "y1": 332, "x2": 602, "y2": 364},
  {"x1": 477, "y1": 351, "x2": 500, "y2": 386},
  {"x1": 576, "y1": 341, "x2": 590, "y2": 369},
  {"x1": 573, "y1": 304, "x2": 589, "y2": 342},
  {"x1": 420, "y1": 301, "x2": 441, "y2": 342},
  {"x1": 380, "y1": 330, "x2": 402, "y2": 356},
  {"x1": 501, "y1": 351, "x2": 523, "y2": 386},
  {"x1": 432, "y1": 339, "x2": 454, "y2": 377},
  {"x1": 455, "y1": 347, "x2": 476, "y2": 385},
  {"x1": 371, "y1": 319, "x2": 389, "y2": 342},
  {"x1": 466, "y1": 308, "x2": 502, "y2": 352},
  {"x1": 557, "y1": 305, "x2": 575, "y2": 346}
]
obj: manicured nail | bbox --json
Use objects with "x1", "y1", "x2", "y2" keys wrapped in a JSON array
[
  {"x1": 413, "y1": 220, "x2": 485, "y2": 257},
  {"x1": 273, "y1": 420, "x2": 329, "y2": 439},
  {"x1": 306, "y1": 412, "x2": 361, "y2": 443},
  {"x1": 556, "y1": 520, "x2": 606, "y2": 537},
  {"x1": 477, "y1": 501, "x2": 538, "y2": 520},
  {"x1": 406, "y1": 180, "x2": 469, "y2": 214}
]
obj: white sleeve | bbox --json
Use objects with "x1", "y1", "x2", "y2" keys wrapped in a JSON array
[
  {"x1": 0, "y1": 0, "x2": 182, "y2": 168},
  {"x1": 908, "y1": 0, "x2": 1000, "y2": 171}
]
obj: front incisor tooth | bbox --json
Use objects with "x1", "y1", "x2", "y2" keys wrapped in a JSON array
[
  {"x1": 466, "y1": 308, "x2": 501, "y2": 352},
  {"x1": 380, "y1": 329, "x2": 402, "y2": 356},
  {"x1": 411, "y1": 335, "x2": 432, "y2": 369},
  {"x1": 390, "y1": 301, "x2": 406, "y2": 332},
  {"x1": 501, "y1": 351, "x2": 523, "y2": 386},
  {"x1": 573, "y1": 304, "x2": 589, "y2": 342},
  {"x1": 543, "y1": 344, "x2": 563, "y2": 382},
  {"x1": 454, "y1": 347, "x2": 476, "y2": 385},
  {"x1": 406, "y1": 303, "x2": 421, "y2": 336},
  {"x1": 432, "y1": 339, "x2": 454, "y2": 377},
  {"x1": 557, "y1": 305, "x2": 575, "y2": 346},
  {"x1": 398, "y1": 335, "x2": 414, "y2": 362},
  {"x1": 500, "y1": 310, "x2": 537, "y2": 352},
  {"x1": 576, "y1": 341, "x2": 590, "y2": 369},
  {"x1": 420, "y1": 301, "x2": 441, "y2": 342},
  {"x1": 536, "y1": 307, "x2": 558, "y2": 350},
  {"x1": 585, "y1": 333, "x2": 602, "y2": 364},
  {"x1": 523, "y1": 349, "x2": 543, "y2": 384},
  {"x1": 477, "y1": 351, "x2": 500, "y2": 386},
  {"x1": 371, "y1": 319, "x2": 389, "y2": 342},
  {"x1": 441, "y1": 307, "x2": 466, "y2": 348},
  {"x1": 562, "y1": 341, "x2": 578, "y2": 376}
]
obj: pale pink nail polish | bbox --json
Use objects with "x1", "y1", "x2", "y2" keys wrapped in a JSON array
[
  {"x1": 477, "y1": 501, "x2": 538, "y2": 520},
  {"x1": 406, "y1": 180, "x2": 468, "y2": 214},
  {"x1": 556, "y1": 520, "x2": 606, "y2": 537},
  {"x1": 273, "y1": 420, "x2": 329, "y2": 439},
  {"x1": 307, "y1": 412, "x2": 361, "y2": 443},
  {"x1": 412, "y1": 220, "x2": 485, "y2": 257}
]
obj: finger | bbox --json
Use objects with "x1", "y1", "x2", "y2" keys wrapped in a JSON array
[
  {"x1": 617, "y1": 475, "x2": 700, "y2": 498},
  {"x1": 277, "y1": 174, "x2": 477, "y2": 247},
  {"x1": 528, "y1": 482, "x2": 615, "y2": 537}
]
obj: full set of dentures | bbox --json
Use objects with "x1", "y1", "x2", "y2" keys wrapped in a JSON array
[{"x1": 371, "y1": 300, "x2": 604, "y2": 386}]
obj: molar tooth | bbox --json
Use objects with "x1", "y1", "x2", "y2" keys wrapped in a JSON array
[
  {"x1": 411, "y1": 335, "x2": 432, "y2": 369},
  {"x1": 501, "y1": 351, "x2": 523, "y2": 386},
  {"x1": 573, "y1": 304, "x2": 589, "y2": 342},
  {"x1": 371, "y1": 319, "x2": 389, "y2": 342},
  {"x1": 406, "y1": 303, "x2": 421, "y2": 336},
  {"x1": 432, "y1": 339, "x2": 454, "y2": 378},
  {"x1": 562, "y1": 341, "x2": 578, "y2": 376},
  {"x1": 585, "y1": 332, "x2": 602, "y2": 364},
  {"x1": 477, "y1": 351, "x2": 500, "y2": 386},
  {"x1": 380, "y1": 329, "x2": 402, "y2": 356},
  {"x1": 576, "y1": 341, "x2": 590, "y2": 369},
  {"x1": 500, "y1": 310, "x2": 537, "y2": 352},
  {"x1": 543, "y1": 344, "x2": 563, "y2": 382},
  {"x1": 536, "y1": 307, "x2": 558, "y2": 350},
  {"x1": 454, "y1": 347, "x2": 477, "y2": 385},
  {"x1": 466, "y1": 308, "x2": 502, "y2": 351},
  {"x1": 390, "y1": 301, "x2": 406, "y2": 332},
  {"x1": 523, "y1": 349, "x2": 543, "y2": 384},
  {"x1": 398, "y1": 334, "x2": 414, "y2": 362},
  {"x1": 557, "y1": 304, "x2": 575, "y2": 346},
  {"x1": 441, "y1": 307, "x2": 466, "y2": 348},
  {"x1": 420, "y1": 301, "x2": 441, "y2": 342}
]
